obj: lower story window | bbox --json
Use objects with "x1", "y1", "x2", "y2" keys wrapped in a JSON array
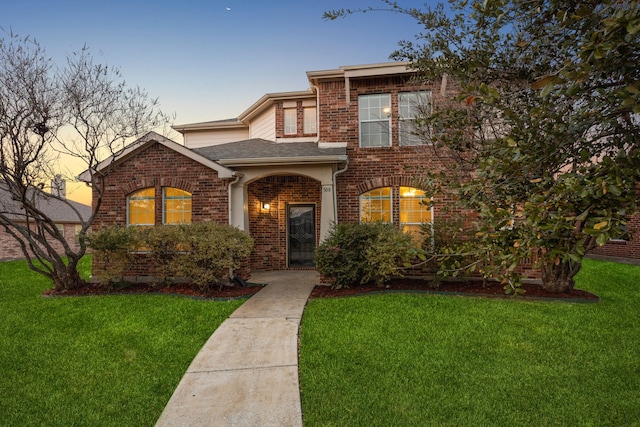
[
  {"x1": 399, "y1": 186, "x2": 432, "y2": 235},
  {"x1": 127, "y1": 188, "x2": 155, "y2": 226},
  {"x1": 360, "y1": 187, "x2": 392, "y2": 223},
  {"x1": 163, "y1": 188, "x2": 192, "y2": 224}
]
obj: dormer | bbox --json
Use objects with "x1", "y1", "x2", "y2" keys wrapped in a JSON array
[{"x1": 174, "y1": 90, "x2": 317, "y2": 149}]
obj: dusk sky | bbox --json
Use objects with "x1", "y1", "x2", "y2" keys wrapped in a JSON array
[
  {"x1": 3, "y1": 0, "x2": 431, "y2": 125},
  {"x1": 3, "y1": 0, "x2": 433, "y2": 203}
]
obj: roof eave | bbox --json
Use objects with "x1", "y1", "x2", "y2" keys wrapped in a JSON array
[
  {"x1": 172, "y1": 120, "x2": 246, "y2": 133},
  {"x1": 218, "y1": 155, "x2": 348, "y2": 167},
  {"x1": 78, "y1": 132, "x2": 237, "y2": 182}
]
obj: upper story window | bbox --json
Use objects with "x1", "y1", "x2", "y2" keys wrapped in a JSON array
[
  {"x1": 359, "y1": 94, "x2": 391, "y2": 148},
  {"x1": 128, "y1": 188, "x2": 155, "y2": 226},
  {"x1": 163, "y1": 188, "x2": 192, "y2": 224},
  {"x1": 399, "y1": 91, "x2": 432, "y2": 146},
  {"x1": 284, "y1": 108, "x2": 297, "y2": 135},
  {"x1": 360, "y1": 187, "x2": 392, "y2": 223},
  {"x1": 399, "y1": 186, "x2": 431, "y2": 235},
  {"x1": 303, "y1": 107, "x2": 317, "y2": 134}
]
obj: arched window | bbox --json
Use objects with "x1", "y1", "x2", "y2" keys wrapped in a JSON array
[
  {"x1": 360, "y1": 187, "x2": 392, "y2": 223},
  {"x1": 163, "y1": 188, "x2": 192, "y2": 224},
  {"x1": 127, "y1": 188, "x2": 155, "y2": 226},
  {"x1": 399, "y1": 186, "x2": 432, "y2": 235}
]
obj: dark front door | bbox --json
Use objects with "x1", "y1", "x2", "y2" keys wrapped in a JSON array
[{"x1": 288, "y1": 205, "x2": 316, "y2": 267}]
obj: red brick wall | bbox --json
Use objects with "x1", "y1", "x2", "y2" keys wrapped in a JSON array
[
  {"x1": 247, "y1": 175, "x2": 321, "y2": 270},
  {"x1": 317, "y1": 75, "x2": 472, "y2": 234},
  {"x1": 589, "y1": 213, "x2": 640, "y2": 261},
  {"x1": 92, "y1": 142, "x2": 230, "y2": 277},
  {"x1": 0, "y1": 222, "x2": 82, "y2": 261}
]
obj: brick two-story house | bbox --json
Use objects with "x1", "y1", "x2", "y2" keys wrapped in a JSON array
[{"x1": 88, "y1": 62, "x2": 639, "y2": 279}]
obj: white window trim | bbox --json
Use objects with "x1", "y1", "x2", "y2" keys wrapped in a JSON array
[
  {"x1": 399, "y1": 187, "x2": 433, "y2": 232},
  {"x1": 359, "y1": 94, "x2": 392, "y2": 148},
  {"x1": 359, "y1": 187, "x2": 393, "y2": 223},
  {"x1": 399, "y1": 91, "x2": 432, "y2": 146},
  {"x1": 303, "y1": 107, "x2": 317, "y2": 134},
  {"x1": 284, "y1": 108, "x2": 297, "y2": 135},
  {"x1": 127, "y1": 189, "x2": 155, "y2": 226},
  {"x1": 162, "y1": 187, "x2": 192, "y2": 225}
]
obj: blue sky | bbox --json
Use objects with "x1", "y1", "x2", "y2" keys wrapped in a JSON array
[{"x1": 3, "y1": 0, "x2": 431, "y2": 126}]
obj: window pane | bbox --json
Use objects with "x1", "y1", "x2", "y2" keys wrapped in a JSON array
[
  {"x1": 399, "y1": 91, "x2": 431, "y2": 146},
  {"x1": 284, "y1": 109, "x2": 296, "y2": 135},
  {"x1": 360, "y1": 187, "x2": 392, "y2": 223},
  {"x1": 359, "y1": 94, "x2": 391, "y2": 147},
  {"x1": 163, "y1": 188, "x2": 192, "y2": 224},
  {"x1": 303, "y1": 107, "x2": 316, "y2": 134},
  {"x1": 399, "y1": 186, "x2": 431, "y2": 235},
  {"x1": 128, "y1": 188, "x2": 155, "y2": 226}
]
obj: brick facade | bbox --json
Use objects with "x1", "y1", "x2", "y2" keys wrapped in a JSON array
[
  {"x1": 92, "y1": 141, "x2": 231, "y2": 277},
  {"x1": 92, "y1": 64, "x2": 640, "y2": 283},
  {"x1": 247, "y1": 175, "x2": 321, "y2": 270},
  {"x1": 589, "y1": 214, "x2": 640, "y2": 261},
  {"x1": 319, "y1": 75, "x2": 473, "y2": 231}
]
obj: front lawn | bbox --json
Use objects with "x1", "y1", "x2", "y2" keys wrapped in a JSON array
[
  {"x1": 0, "y1": 257, "x2": 244, "y2": 426},
  {"x1": 299, "y1": 259, "x2": 640, "y2": 426}
]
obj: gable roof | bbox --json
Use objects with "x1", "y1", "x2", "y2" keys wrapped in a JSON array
[
  {"x1": 172, "y1": 90, "x2": 316, "y2": 133},
  {"x1": 0, "y1": 182, "x2": 91, "y2": 223},
  {"x1": 192, "y1": 139, "x2": 347, "y2": 166},
  {"x1": 78, "y1": 131, "x2": 237, "y2": 181}
]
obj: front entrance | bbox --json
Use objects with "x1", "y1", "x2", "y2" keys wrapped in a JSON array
[{"x1": 288, "y1": 204, "x2": 316, "y2": 267}]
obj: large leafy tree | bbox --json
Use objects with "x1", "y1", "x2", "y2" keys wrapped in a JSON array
[
  {"x1": 327, "y1": 0, "x2": 640, "y2": 292},
  {"x1": 0, "y1": 33, "x2": 170, "y2": 290}
]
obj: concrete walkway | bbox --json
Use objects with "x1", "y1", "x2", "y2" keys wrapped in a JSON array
[{"x1": 155, "y1": 270, "x2": 319, "y2": 427}]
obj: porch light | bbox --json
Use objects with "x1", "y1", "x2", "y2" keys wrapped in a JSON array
[
  {"x1": 382, "y1": 106, "x2": 391, "y2": 116},
  {"x1": 262, "y1": 202, "x2": 271, "y2": 211}
]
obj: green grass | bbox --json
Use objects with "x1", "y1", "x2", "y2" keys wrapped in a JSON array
[
  {"x1": 299, "y1": 259, "x2": 640, "y2": 426},
  {"x1": 0, "y1": 257, "x2": 244, "y2": 426}
]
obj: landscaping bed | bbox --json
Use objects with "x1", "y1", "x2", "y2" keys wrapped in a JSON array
[{"x1": 44, "y1": 277, "x2": 598, "y2": 302}]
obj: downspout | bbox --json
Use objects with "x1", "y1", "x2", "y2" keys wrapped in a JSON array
[{"x1": 332, "y1": 158, "x2": 349, "y2": 225}]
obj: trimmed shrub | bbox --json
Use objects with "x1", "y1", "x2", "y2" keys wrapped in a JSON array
[
  {"x1": 315, "y1": 222, "x2": 420, "y2": 288},
  {"x1": 140, "y1": 225, "x2": 184, "y2": 286},
  {"x1": 174, "y1": 222, "x2": 254, "y2": 291},
  {"x1": 86, "y1": 225, "x2": 140, "y2": 287}
]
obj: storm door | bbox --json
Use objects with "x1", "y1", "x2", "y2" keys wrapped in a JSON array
[{"x1": 288, "y1": 205, "x2": 316, "y2": 267}]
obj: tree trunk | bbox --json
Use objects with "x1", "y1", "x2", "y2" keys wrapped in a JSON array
[
  {"x1": 540, "y1": 258, "x2": 581, "y2": 293},
  {"x1": 49, "y1": 258, "x2": 87, "y2": 291}
]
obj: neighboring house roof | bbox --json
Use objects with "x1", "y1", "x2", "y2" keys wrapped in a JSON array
[
  {"x1": 192, "y1": 139, "x2": 347, "y2": 166},
  {"x1": 78, "y1": 131, "x2": 237, "y2": 181},
  {"x1": 0, "y1": 182, "x2": 91, "y2": 223}
]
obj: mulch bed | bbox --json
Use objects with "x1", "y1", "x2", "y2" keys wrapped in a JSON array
[
  {"x1": 43, "y1": 277, "x2": 599, "y2": 302},
  {"x1": 309, "y1": 278, "x2": 599, "y2": 302}
]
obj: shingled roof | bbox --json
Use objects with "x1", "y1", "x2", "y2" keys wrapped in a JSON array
[
  {"x1": 0, "y1": 183, "x2": 91, "y2": 223},
  {"x1": 192, "y1": 139, "x2": 347, "y2": 165}
]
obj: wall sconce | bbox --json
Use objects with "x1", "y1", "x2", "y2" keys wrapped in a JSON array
[
  {"x1": 261, "y1": 202, "x2": 271, "y2": 211},
  {"x1": 382, "y1": 106, "x2": 391, "y2": 117}
]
